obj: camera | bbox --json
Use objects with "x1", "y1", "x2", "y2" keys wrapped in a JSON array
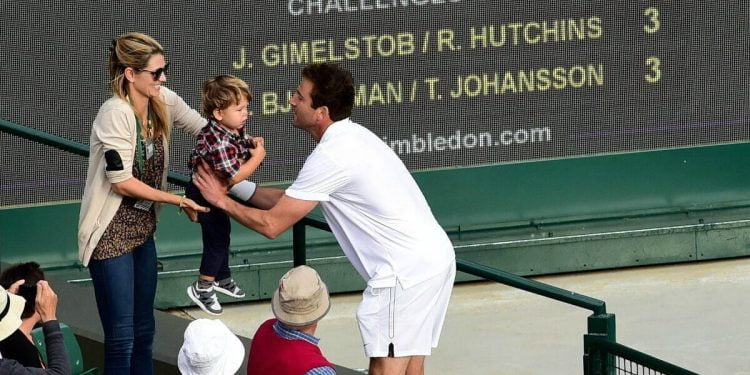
[{"x1": 17, "y1": 283, "x2": 37, "y2": 302}]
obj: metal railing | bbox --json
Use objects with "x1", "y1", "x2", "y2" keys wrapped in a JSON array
[
  {"x1": 585, "y1": 339, "x2": 699, "y2": 375},
  {"x1": 0, "y1": 118, "x2": 190, "y2": 186},
  {"x1": 291, "y1": 218, "x2": 697, "y2": 375},
  {"x1": 3, "y1": 118, "x2": 699, "y2": 374}
]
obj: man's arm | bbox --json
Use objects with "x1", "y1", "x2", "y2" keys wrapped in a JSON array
[
  {"x1": 249, "y1": 186, "x2": 285, "y2": 209},
  {"x1": 221, "y1": 173, "x2": 285, "y2": 209},
  {"x1": 17, "y1": 281, "x2": 71, "y2": 375},
  {"x1": 217, "y1": 194, "x2": 317, "y2": 239},
  {"x1": 195, "y1": 162, "x2": 317, "y2": 238}
]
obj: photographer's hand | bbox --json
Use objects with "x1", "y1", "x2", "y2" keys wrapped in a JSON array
[
  {"x1": 35, "y1": 280, "x2": 58, "y2": 322},
  {"x1": 8, "y1": 279, "x2": 25, "y2": 294}
]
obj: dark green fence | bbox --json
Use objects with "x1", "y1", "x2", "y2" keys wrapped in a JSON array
[
  {"x1": 585, "y1": 339, "x2": 699, "y2": 375},
  {"x1": 0, "y1": 117, "x2": 707, "y2": 374},
  {"x1": 0, "y1": 118, "x2": 190, "y2": 186},
  {"x1": 292, "y1": 218, "x2": 698, "y2": 374}
]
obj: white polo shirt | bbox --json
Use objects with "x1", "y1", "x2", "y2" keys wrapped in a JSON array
[{"x1": 286, "y1": 118, "x2": 455, "y2": 289}]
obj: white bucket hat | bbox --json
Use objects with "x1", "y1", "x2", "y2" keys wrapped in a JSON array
[
  {"x1": 178, "y1": 319, "x2": 245, "y2": 375},
  {"x1": 271, "y1": 265, "x2": 330, "y2": 327},
  {"x1": 0, "y1": 285, "x2": 25, "y2": 341}
]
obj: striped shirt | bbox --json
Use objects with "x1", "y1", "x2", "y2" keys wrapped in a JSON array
[{"x1": 273, "y1": 321, "x2": 336, "y2": 375}]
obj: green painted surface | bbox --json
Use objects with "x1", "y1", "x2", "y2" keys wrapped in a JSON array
[
  {"x1": 415, "y1": 142, "x2": 750, "y2": 229},
  {"x1": 3, "y1": 143, "x2": 750, "y2": 307}
]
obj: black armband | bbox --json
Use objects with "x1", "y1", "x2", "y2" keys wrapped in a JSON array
[{"x1": 104, "y1": 150, "x2": 124, "y2": 171}]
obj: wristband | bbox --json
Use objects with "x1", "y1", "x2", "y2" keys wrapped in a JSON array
[
  {"x1": 178, "y1": 195, "x2": 185, "y2": 215},
  {"x1": 229, "y1": 181, "x2": 257, "y2": 202}
]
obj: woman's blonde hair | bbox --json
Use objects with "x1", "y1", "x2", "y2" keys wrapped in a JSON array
[{"x1": 108, "y1": 32, "x2": 169, "y2": 139}]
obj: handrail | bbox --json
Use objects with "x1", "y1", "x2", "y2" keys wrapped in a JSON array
[
  {"x1": 292, "y1": 215, "x2": 622, "y2": 371},
  {"x1": 0, "y1": 118, "x2": 90, "y2": 156},
  {"x1": 6, "y1": 119, "x2": 700, "y2": 373},
  {"x1": 456, "y1": 259, "x2": 607, "y2": 315},
  {"x1": 292, "y1": 215, "x2": 607, "y2": 315},
  {"x1": 0, "y1": 118, "x2": 190, "y2": 186},
  {"x1": 2, "y1": 115, "x2": 609, "y2": 314}
]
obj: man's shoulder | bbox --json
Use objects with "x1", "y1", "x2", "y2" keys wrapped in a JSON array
[
  {"x1": 320, "y1": 120, "x2": 375, "y2": 148},
  {"x1": 303, "y1": 144, "x2": 346, "y2": 173}
]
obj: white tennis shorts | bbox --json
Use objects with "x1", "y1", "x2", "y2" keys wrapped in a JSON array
[{"x1": 356, "y1": 262, "x2": 456, "y2": 358}]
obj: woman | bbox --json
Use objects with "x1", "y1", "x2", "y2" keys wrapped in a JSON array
[{"x1": 78, "y1": 32, "x2": 209, "y2": 374}]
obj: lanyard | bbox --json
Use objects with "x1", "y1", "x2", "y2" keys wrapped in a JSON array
[{"x1": 128, "y1": 97, "x2": 153, "y2": 176}]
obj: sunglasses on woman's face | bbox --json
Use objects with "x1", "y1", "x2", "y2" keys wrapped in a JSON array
[{"x1": 138, "y1": 63, "x2": 169, "y2": 81}]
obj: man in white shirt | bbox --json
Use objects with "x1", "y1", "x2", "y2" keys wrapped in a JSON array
[{"x1": 194, "y1": 63, "x2": 455, "y2": 375}]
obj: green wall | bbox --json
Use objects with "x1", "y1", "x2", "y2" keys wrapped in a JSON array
[
  {"x1": 3, "y1": 142, "x2": 750, "y2": 307},
  {"x1": 420, "y1": 142, "x2": 750, "y2": 229}
]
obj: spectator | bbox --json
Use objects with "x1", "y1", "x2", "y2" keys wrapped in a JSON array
[
  {"x1": 0, "y1": 262, "x2": 46, "y2": 367},
  {"x1": 0, "y1": 281, "x2": 71, "y2": 375},
  {"x1": 178, "y1": 319, "x2": 244, "y2": 375},
  {"x1": 77, "y1": 32, "x2": 209, "y2": 374},
  {"x1": 247, "y1": 265, "x2": 334, "y2": 375}
]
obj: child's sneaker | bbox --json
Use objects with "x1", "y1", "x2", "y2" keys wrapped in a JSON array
[
  {"x1": 187, "y1": 281, "x2": 222, "y2": 315},
  {"x1": 214, "y1": 278, "x2": 246, "y2": 298}
]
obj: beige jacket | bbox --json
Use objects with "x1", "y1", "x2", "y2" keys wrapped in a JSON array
[{"x1": 78, "y1": 87, "x2": 205, "y2": 266}]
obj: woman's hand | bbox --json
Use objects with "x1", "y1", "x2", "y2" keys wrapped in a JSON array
[{"x1": 180, "y1": 197, "x2": 209, "y2": 222}]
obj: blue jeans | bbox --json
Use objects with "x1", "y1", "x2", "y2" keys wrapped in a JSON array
[{"x1": 89, "y1": 238, "x2": 157, "y2": 375}]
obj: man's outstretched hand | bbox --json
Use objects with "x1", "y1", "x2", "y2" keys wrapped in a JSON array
[{"x1": 193, "y1": 161, "x2": 230, "y2": 210}]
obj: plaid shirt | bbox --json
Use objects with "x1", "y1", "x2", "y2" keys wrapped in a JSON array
[
  {"x1": 273, "y1": 321, "x2": 336, "y2": 375},
  {"x1": 189, "y1": 120, "x2": 254, "y2": 179}
]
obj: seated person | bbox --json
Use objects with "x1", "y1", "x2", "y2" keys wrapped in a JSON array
[
  {"x1": 0, "y1": 280, "x2": 70, "y2": 375},
  {"x1": 0, "y1": 262, "x2": 46, "y2": 367},
  {"x1": 247, "y1": 265, "x2": 334, "y2": 375},
  {"x1": 178, "y1": 318, "x2": 244, "y2": 375}
]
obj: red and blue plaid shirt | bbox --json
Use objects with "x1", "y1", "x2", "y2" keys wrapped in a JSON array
[{"x1": 189, "y1": 120, "x2": 254, "y2": 179}]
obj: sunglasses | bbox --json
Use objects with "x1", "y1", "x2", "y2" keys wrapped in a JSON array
[{"x1": 137, "y1": 63, "x2": 169, "y2": 81}]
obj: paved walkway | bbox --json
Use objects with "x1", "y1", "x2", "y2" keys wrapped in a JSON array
[{"x1": 176, "y1": 257, "x2": 750, "y2": 374}]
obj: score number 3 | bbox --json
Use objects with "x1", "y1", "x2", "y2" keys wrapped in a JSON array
[
  {"x1": 644, "y1": 7, "x2": 660, "y2": 34},
  {"x1": 645, "y1": 56, "x2": 661, "y2": 83},
  {"x1": 644, "y1": 7, "x2": 661, "y2": 83}
]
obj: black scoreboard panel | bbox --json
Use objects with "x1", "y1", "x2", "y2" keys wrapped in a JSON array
[{"x1": 2, "y1": 1, "x2": 749, "y2": 204}]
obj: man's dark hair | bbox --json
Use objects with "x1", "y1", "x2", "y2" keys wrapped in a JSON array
[
  {"x1": 301, "y1": 63, "x2": 354, "y2": 121},
  {"x1": 0, "y1": 262, "x2": 45, "y2": 319}
]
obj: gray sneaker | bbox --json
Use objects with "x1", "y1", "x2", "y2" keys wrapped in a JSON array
[
  {"x1": 214, "y1": 278, "x2": 246, "y2": 298},
  {"x1": 187, "y1": 281, "x2": 222, "y2": 315}
]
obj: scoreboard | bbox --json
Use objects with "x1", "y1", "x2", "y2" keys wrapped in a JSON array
[{"x1": 1, "y1": 1, "x2": 749, "y2": 204}]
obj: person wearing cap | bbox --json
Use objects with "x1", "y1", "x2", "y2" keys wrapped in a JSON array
[
  {"x1": 246, "y1": 265, "x2": 334, "y2": 375},
  {"x1": 195, "y1": 62, "x2": 455, "y2": 375},
  {"x1": 0, "y1": 280, "x2": 71, "y2": 375},
  {"x1": 178, "y1": 318, "x2": 244, "y2": 375}
]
